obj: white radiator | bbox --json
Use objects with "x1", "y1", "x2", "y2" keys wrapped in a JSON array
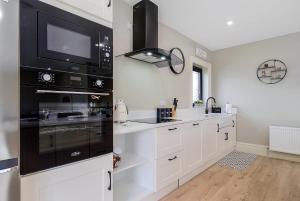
[{"x1": 269, "y1": 126, "x2": 300, "y2": 155}]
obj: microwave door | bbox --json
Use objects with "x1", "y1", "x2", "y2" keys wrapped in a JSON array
[{"x1": 37, "y1": 12, "x2": 100, "y2": 66}]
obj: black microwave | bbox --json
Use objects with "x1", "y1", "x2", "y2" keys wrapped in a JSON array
[{"x1": 20, "y1": 0, "x2": 113, "y2": 77}]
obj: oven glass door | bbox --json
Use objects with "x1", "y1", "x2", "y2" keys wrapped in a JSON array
[
  {"x1": 20, "y1": 87, "x2": 113, "y2": 175},
  {"x1": 38, "y1": 12, "x2": 100, "y2": 66}
]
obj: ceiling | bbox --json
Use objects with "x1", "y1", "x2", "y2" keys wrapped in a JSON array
[{"x1": 122, "y1": 0, "x2": 300, "y2": 51}]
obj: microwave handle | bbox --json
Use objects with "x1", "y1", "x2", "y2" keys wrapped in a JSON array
[{"x1": 36, "y1": 90, "x2": 110, "y2": 96}]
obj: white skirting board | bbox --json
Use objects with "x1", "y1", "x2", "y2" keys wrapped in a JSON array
[
  {"x1": 236, "y1": 142, "x2": 300, "y2": 162},
  {"x1": 236, "y1": 142, "x2": 268, "y2": 156}
]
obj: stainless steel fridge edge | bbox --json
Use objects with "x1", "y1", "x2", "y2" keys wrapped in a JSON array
[{"x1": 0, "y1": 0, "x2": 20, "y2": 200}]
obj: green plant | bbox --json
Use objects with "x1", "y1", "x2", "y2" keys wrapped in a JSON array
[{"x1": 194, "y1": 100, "x2": 203, "y2": 105}]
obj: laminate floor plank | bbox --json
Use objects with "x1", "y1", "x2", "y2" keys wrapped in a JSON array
[{"x1": 161, "y1": 157, "x2": 300, "y2": 201}]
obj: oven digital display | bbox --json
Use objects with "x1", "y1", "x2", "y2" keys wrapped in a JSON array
[{"x1": 70, "y1": 76, "x2": 82, "y2": 82}]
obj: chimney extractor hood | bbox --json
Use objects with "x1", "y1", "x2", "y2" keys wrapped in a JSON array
[{"x1": 124, "y1": 0, "x2": 183, "y2": 68}]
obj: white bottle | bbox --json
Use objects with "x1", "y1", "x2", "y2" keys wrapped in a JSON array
[{"x1": 225, "y1": 102, "x2": 232, "y2": 114}]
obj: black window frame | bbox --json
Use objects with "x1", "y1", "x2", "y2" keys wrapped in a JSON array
[{"x1": 193, "y1": 66, "x2": 203, "y2": 101}]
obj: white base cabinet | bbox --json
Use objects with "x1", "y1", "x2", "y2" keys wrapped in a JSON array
[
  {"x1": 181, "y1": 115, "x2": 236, "y2": 181},
  {"x1": 112, "y1": 114, "x2": 236, "y2": 201},
  {"x1": 203, "y1": 118, "x2": 219, "y2": 162},
  {"x1": 155, "y1": 152, "x2": 182, "y2": 191},
  {"x1": 218, "y1": 116, "x2": 237, "y2": 153},
  {"x1": 154, "y1": 124, "x2": 183, "y2": 191},
  {"x1": 155, "y1": 125, "x2": 183, "y2": 159},
  {"x1": 182, "y1": 122, "x2": 203, "y2": 175},
  {"x1": 21, "y1": 154, "x2": 113, "y2": 201}
]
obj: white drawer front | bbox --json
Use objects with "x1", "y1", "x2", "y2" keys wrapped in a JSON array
[
  {"x1": 156, "y1": 125, "x2": 183, "y2": 158},
  {"x1": 156, "y1": 152, "x2": 182, "y2": 191}
]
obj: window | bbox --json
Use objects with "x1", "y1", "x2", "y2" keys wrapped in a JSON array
[{"x1": 193, "y1": 66, "x2": 203, "y2": 102}]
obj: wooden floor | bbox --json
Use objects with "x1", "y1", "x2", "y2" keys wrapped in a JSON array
[{"x1": 161, "y1": 157, "x2": 300, "y2": 201}]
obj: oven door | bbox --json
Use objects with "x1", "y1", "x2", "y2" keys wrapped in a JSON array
[
  {"x1": 38, "y1": 12, "x2": 100, "y2": 66},
  {"x1": 20, "y1": 87, "x2": 113, "y2": 175}
]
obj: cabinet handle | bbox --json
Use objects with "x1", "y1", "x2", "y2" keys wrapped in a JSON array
[
  {"x1": 193, "y1": 123, "x2": 199, "y2": 126},
  {"x1": 70, "y1": 151, "x2": 81, "y2": 157},
  {"x1": 107, "y1": 171, "x2": 112, "y2": 191},
  {"x1": 232, "y1": 120, "x2": 235, "y2": 128},
  {"x1": 217, "y1": 123, "x2": 220, "y2": 133},
  {"x1": 107, "y1": 0, "x2": 111, "y2": 7},
  {"x1": 225, "y1": 133, "x2": 229, "y2": 141},
  {"x1": 168, "y1": 128, "x2": 178, "y2": 131},
  {"x1": 168, "y1": 156, "x2": 178, "y2": 161}
]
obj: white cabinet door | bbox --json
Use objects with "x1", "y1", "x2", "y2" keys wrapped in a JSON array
[
  {"x1": 21, "y1": 154, "x2": 113, "y2": 201},
  {"x1": 218, "y1": 115, "x2": 236, "y2": 153},
  {"x1": 231, "y1": 116, "x2": 237, "y2": 147},
  {"x1": 58, "y1": 0, "x2": 104, "y2": 17},
  {"x1": 227, "y1": 117, "x2": 237, "y2": 149},
  {"x1": 156, "y1": 125, "x2": 183, "y2": 159},
  {"x1": 218, "y1": 127, "x2": 231, "y2": 152},
  {"x1": 156, "y1": 152, "x2": 182, "y2": 191},
  {"x1": 203, "y1": 118, "x2": 218, "y2": 162},
  {"x1": 218, "y1": 117, "x2": 236, "y2": 153},
  {"x1": 102, "y1": 0, "x2": 113, "y2": 23},
  {"x1": 182, "y1": 122, "x2": 203, "y2": 175},
  {"x1": 58, "y1": 0, "x2": 113, "y2": 22},
  {"x1": 40, "y1": 0, "x2": 113, "y2": 24}
]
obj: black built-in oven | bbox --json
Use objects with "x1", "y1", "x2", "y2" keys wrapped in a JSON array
[
  {"x1": 20, "y1": 0, "x2": 113, "y2": 77},
  {"x1": 20, "y1": 68, "x2": 113, "y2": 175}
]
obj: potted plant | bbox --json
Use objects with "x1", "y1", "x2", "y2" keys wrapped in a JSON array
[{"x1": 193, "y1": 100, "x2": 203, "y2": 108}]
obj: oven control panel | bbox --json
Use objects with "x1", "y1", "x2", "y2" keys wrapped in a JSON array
[
  {"x1": 21, "y1": 68, "x2": 113, "y2": 90},
  {"x1": 39, "y1": 72, "x2": 55, "y2": 83},
  {"x1": 94, "y1": 79, "x2": 104, "y2": 88}
]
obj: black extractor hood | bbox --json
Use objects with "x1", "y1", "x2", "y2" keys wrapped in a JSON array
[{"x1": 124, "y1": 0, "x2": 183, "y2": 67}]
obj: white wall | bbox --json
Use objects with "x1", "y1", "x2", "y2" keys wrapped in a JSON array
[
  {"x1": 212, "y1": 32, "x2": 300, "y2": 146},
  {"x1": 113, "y1": 0, "x2": 211, "y2": 110}
]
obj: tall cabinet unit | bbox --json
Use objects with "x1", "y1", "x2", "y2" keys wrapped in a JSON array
[{"x1": 20, "y1": 1, "x2": 114, "y2": 201}]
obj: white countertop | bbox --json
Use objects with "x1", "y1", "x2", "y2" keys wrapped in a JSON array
[{"x1": 114, "y1": 113, "x2": 235, "y2": 135}]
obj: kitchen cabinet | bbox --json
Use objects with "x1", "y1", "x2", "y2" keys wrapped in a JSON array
[
  {"x1": 217, "y1": 117, "x2": 236, "y2": 153},
  {"x1": 180, "y1": 115, "x2": 237, "y2": 187},
  {"x1": 113, "y1": 129, "x2": 155, "y2": 201},
  {"x1": 203, "y1": 118, "x2": 218, "y2": 162},
  {"x1": 182, "y1": 122, "x2": 203, "y2": 175},
  {"x1": 155, "y1": 152, "x2": 182, "y2": 191},
  {"x1": 113, "y1": 114, "x2": 237, "y2": 201},
  {"x1": 155, "y1": 124, "x2": 183, "y2": 190},
  {"x1": 57, "y1": 0, "x2": 113, "y2": 22},
  {"x1": 40, "y1": 0, "x2": 113, "y2": 25},
  {"x1": 21, "y1": 154, "x2": 113, "y2": 201},
  {"x1": 156, "y1": 124, "x2": 183, "y2": 159}
]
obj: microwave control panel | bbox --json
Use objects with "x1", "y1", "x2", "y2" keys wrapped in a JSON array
[{"x1": 100, "y1": 31, "x2": 113, "y2": 70}]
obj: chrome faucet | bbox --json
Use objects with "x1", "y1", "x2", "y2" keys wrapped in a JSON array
[{"x1": 205, "y1": 97, "x2": 216, "y2": 114}]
